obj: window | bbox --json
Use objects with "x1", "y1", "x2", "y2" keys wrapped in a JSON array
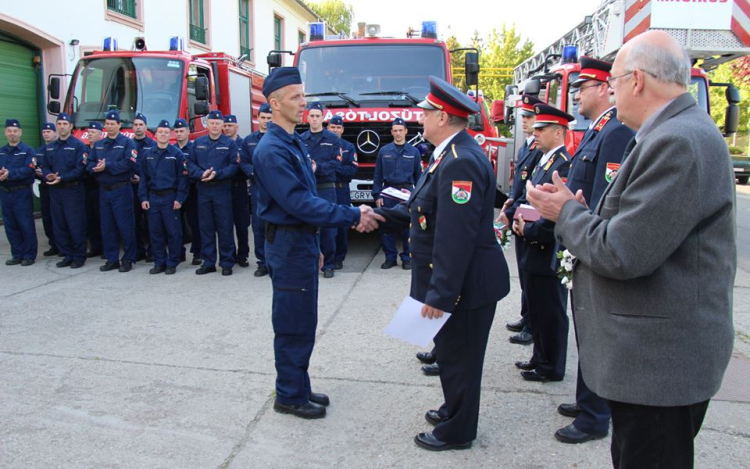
[
  {"x1": 190, "y1": 0, "x2": 207, "y2": 44},
  {"x1": 298, "y1": 30, "x2": 306, "y2": 46},
  {"x1": 105, "y1": 0, "x2": 143, "y2": 29},
  {"x1": 274, "y1": 15, "x2": 283, "y2": 51},
  {"x1": 239, "y1": 0, "x2": 252, "y2": 60},
  {"x1": 107, "y1": 0, "x2": 136, "y2": 18}
]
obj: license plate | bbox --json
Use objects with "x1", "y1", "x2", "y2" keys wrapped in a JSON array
[{"x1": 351, "y1": 190, "x2": 373, "y2": 201}]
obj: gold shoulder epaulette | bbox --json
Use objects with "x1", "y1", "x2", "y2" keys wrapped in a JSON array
[{"x1": 451, "y1": 144, "x2": 459, "y2": 159}]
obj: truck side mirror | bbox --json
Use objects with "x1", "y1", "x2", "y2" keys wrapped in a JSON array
[
  {"x1": 491, "y1": 100, "x2": 505, "y2": 124},
  {"x1": 465, "y1": 52, "x2": 479, "y2": 87},
  {"x1": 726, "y1": 84, "x2": 741, "y2": 105},
  {"x1": 47, "y1": 101, "x2": 61, "y2": 114},
  {"x1": 48, "y1": 77, "x2": 60, "y2": 100},
  {"x1": 194, "y1": 102, "x2": 209, "y2": 116},
  {"x1": 195, "y1": 76, "x2": 209, "y2": 102},
  {"x1": 524, "y1": 79, "x2": 541, "y2": 95},
  {"x1": 267, "y1": 53, "x2": 282, "y2": 69},
  {"x1": 725, "y1": 104, "x2": 739, "y2": 136}
]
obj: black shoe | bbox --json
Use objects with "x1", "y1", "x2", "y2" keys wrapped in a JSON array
[
  {"x1": 381, "y1": 260, "x2": 397, "y2": 269},
  {"x1": 43, "y1": 247, "x2": 59, "y2": 257},
  {"x1": 100, "y1": 261, "x2": 120, "y2": 272},
  {"x1": 402, "y1": 261, "x2": 412, "y2": 270},
  {"x1": 557, "y1": 403, "x2": 582, "y2": 418},
  {"x1": 21, "y1": 259, "x2": 35, "y2": 267},
  {"x1": 422, "y1": 363, "x2": 440, "y2": 376},
  {"x1": 6, "y1": 258, "x2": 22, "y2": 266},
  {"x1": 506, "y1": 318, "x2": 524, "y2": 332},
  {"x1": 237, "y1": 259, "x2": 250, "y2": 268},
  {"x1": 334, "y1": 261, "x2": 343, "y2": 270},
  {"x1": 254, "y1": 266, "x2": 269, "y2": 277},
  {"x1": 191, "y1": 256, "x2": 202, "y2": 266},
  {"x1": 520, "y1": 370, "x2": 563, "y2": 382},
  {"x1": 309, "y1": 392, "x2": 330, "y2": 407},
  {"x1": 414, "y1": 432, "x2": 471, "y2": 451},
  {"x1": 85, "y1": 249, "x2": 102, "y2": 259},
  {"x1": 509, "y1": 330, "x2": 533, "y2": 345},
  {"x1": 425, "y1": 410, "x2": 444, "y2": 426},
  {"x1": 165, "y1": 266, "x2": 177, "y2": 275},
  {"x1": 222, "y1": 267, "x2": 233, "y2": 276},
  {"x1": 554, "y1": 424, "x2": 608, "y2": 444},
  {"x1": 56, "y1": 259, "x2": 73, "y2": 268},
  {"x1": 70, "y1": 261, "x2": 85, "y2": 269},
  {"x1": 323, "y1": 269, "x2": 334, "y2": 278},
  {"x1": 150, "y1": 265, "x2": 166, "y2": 275},
  {"x1": 118, "y1": 261, "x2": 132, "y2": 272},
  {"x1": 416, "y1": 351, "x2": 436, "y2": 364},
  {"x1": 515, "y1": 361, "x2": 536, "y2": 371},
  {"x1": 273, "y1": 400, "x2": 326, "y2": 419},
  {"x1": 196, "y1": 265, "x2": 217, "y2": 275}
]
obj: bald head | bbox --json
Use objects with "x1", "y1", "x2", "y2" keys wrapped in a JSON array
[{"x1": 620, "y1": 30, "x2": 691, "y2": 89}]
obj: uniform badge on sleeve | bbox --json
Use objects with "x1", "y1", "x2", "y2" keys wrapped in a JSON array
[
  {"x1": 605, "y1": 162, "x2": 621, "y2": 183},
  {"x1": 130, "y1": 149, "x2": 138, "y2": 162},
  {"x1": 451, "y1": 180, "x2": 472, "y2": 204},
  {"x1": 419, "y1": 215, "x2": 427, "y2": 230}
]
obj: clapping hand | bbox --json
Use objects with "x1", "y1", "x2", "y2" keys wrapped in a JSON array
[
  {"x1": 92, "y1": 159, "x2": 106, "y2": 172},
  {"x1": 0, "y1": 167, "x2": 8, "y2": 181},
  {"x1": 525, "y1": 171, "x2": 586, "y2": 222},
  {"x1": 201, "y1": 167, "x2": 216, "y2": 182},
  {"x1": 356, "y1": 205, "x2": 385, "y2": 232},
  {"x1": 46, "y1": 172, "x2": 61, "y2": 185}
]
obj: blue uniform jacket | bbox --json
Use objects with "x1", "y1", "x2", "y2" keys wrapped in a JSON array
[
  {"x1": 567, "y1": 107, "x2": 634, "y2": 207},
  {"x1": 505, "y1": 137, "x2": 543, "y2": 220},
  {"x1": 240, "y1": 130, "x2": 264, "y2": 178},
  {"x1": 133, "y1": 136, "x2": 156, "y2": 176},
  {"x1": 186, "y1": 134, "x2": 240, "y2": 182},
  {"x1": 299, "y1": 129, "x2": 341, "y2": 184},
  {"x1": 0, "y1": 142, "x2": 36, "y2": 187},
  {"x1": 372, "y1": 142, "x2": 422, "y2": 199},
  {"x1": 42, "y1": 137, "x2": 88, "y2": 184},
  {"x1": 230, "y1": 136, "x2": 247, "y2": 181},
  {"x1": 174, "y1": 141, "x2": 193, "y2": 157},
  {"x1": 335, "y1": 138, "x2": 358, "y2": 183},
  {"x1": 254, "y1": 122, "x2": 360, "y2": 227},
  {"x1": 138, "y1": 144, "x2": 189, "y2": 204},
  {"x1": 87, "y1": 134, "x2": 137, "y2": 185}
]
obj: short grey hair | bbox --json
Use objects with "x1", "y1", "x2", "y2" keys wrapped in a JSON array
[
  {"x1": 447, "y1": 114, "x2": 468, "y2": 129},
  {"x1": 622, "y1": 40, "x2": 691, "y2": 88}
]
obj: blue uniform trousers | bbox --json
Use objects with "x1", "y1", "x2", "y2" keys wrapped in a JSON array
[
  {"x1": 231, "y1": 180, "x2": 250, "y2": 263},
  {"x1": 0, "y1": 186, "x2": 37, "y2": 260},
  {"x1": 266, "y1": 229, "x2": 319, "y2": 405},
  {"x1": 380, "y1": 196, "x2": 410, "y2": 262},
  {"x1": 249, "y1": 183, "x2": 266, "y2": 267},
  {"x1": 334, "y1": 185, "x2": 350, "y2": 264},
  {"x1": 523, "y1": 272, "x2": 568, "y2": 379},
  {"x1": 147, "y1": 193, "x2": 183, "y2": 268},
  {"x1": 183, "y1": 184, "x2": 201, "y2": 255},
  {"x1": 39, "y1": 183, "x2": 56, "y2": 250},
  {"x1": 197, "y1": 183, "x2": 235, "y2": 269},
  {"x1": 50, "y1": 184, "x2": 86, "y2": 262},
  {"x1": 317, "y1": 186, "x2": 337, "y2": 271},
  {"x1": 133, "y1": 185, "x2": 150, "y2": 258},
  {"x1": 85, "y1": 181, "x2": 102, "y2": 252},
  {"x1": 100, "y1": 184, "x2": 136, "y2": 263},
  {"x1": 514, "y1": 235, "x2": 532, "y2": 332}
]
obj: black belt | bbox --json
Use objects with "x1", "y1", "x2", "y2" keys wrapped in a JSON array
[
  {"x1": 265, "y1": 222, "x2": 319, "y2": 243},
  {"x1": 335, "y1": 182, "x2": 348, "y2": 188},
  {"x1": 102, "y1": 181, "x2": 130, "y2": 191},
  {"x1": 0, "y1": 184, "x2": 31, "y2": 193},
  {"x1": 202, "y1": 180, "x2": 230, "y2": 187},
  {"x1": 55, "y1": 180, "x2": 81, "y2": 189},
  {"x1": 387, "y1": 183, "x2": 413, "y2": 190},
  {"x1": 317, "y1": 182, "x2": 335, "y2": 190},
  {"x1": 153, "y1": 188, "x2": 177, "y2": 196}
]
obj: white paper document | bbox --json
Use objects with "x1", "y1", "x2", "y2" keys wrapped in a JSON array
[
  {"x1": 380, "y1": 187, "x2": 410, "y2": 202},
  {"x1": 383, "y1": 296, "x2": 451, "y2": 347}
]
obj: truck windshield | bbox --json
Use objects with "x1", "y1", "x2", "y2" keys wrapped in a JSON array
[
  {"x1": 70, "y1": 57, "x2": 184, "y2": 129},
  {"x1": 297, "y1": 44, "x2": 447, "y2": 104}
]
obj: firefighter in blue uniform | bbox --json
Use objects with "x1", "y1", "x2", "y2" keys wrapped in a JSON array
[
  {"x1": 553, "y1": 57, "x2": 634, "y2": 445},
  {"x1": 253, "y1": 67, "x2": 382, "y2": 420},
  {"x1": 174, "y1": 118, "x2": 201, "y2": 265},
  {"x1": 501, "y1": 95, "x2": 545, "y2": 346},
  {"x1": 224, "y1": 114, "x2": 251, "y2": 267},
  {"x1": 36, "y1": 122, "x2": 58, "y2": 256},
  {"x1": 187, "y1": 110, "x2": 240, "y2": 276},
  {"x1": 88, "y1": 110, "x2": 138, "y2": 272},
  {"x1": 326, "y1": 115, "x2": 358, "y2": 270},
  {"x1": 299, "y1": 102, "x2": 341, "y2": 278},
  {"x1": 372, "y1": 117, "x2": 422, "y2": 270},
  {"x1": 240, "y1": 102, "x2": 272, "y2": 277},
  {"x1": 139, "y1": 120, "x2": 189, "y2": 275},
  {"x1": 84, "y1": 122, "x2": 103, "y2": 258},
  {"x1": 375, "y1": 76, "x2": 510, "y2": 450},
  {"x1": 512, "y1": 103, "x2": 573, "y2": 383},
  {"x1": 0, "y1": 119, "x2": 38, "y2": 266},
  {"x1": 42, "y1": 113, "x2": 89, "y2": 268},
  {"x1": 132, "y1": 113, "x2": 155, "y2": 262}
]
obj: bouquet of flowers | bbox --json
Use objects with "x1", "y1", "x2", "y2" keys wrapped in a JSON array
[
  {"x1": 494, "y1": 222, "x2": 512, "y2": 251},
  {"x1": 557, "y1": 249, "x2": 575, "y2": 290}
]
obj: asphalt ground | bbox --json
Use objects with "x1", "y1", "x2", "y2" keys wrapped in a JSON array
[{"x1": 0, "y1": 216, "x2": 748, "y2": 468}]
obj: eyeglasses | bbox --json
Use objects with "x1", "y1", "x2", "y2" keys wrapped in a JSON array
[
  {"x1": 573, "y1": 82, "x2": 604, "y2": 94},
  {"x1": 606, "y1": 71, "x2": 634, "y2": 89}
]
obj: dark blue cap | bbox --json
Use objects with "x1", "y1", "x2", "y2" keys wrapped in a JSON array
[
  {"x1": 105, "y1": 110, "x2": 121, "y2": 122},
  {"x1": 57, "y1": 113, "x2": 72, "y2": 122},
  {"x1": 207, "y1": 110, "x2": 224, "y2": 121},
  {"x1": 157, "y1": 119, "x2": 171, "y2": 129},
  {"x1": 259, "y1": 103, "x2": 272, "y2": 114},
  {"x1": 174, "y1": 118, "x2": 189, "y2": 129},
  {"x1": 519, "y1": 94, "x2": 545, "y2": 117},
  {"x1": 224, "y1": 114, "x2": 238, "y2": 123},
  {"x1": 571, "y1": 57, "x2": 612, "y2": 87},
  {"x1": 5, "y1": 119, "x2": 21, "y2": 129},
  {"x1": 134, "y1": 113, "x2": 147, "y2": 124},
  {"x1": 308, "y1": 102, "x2": 323, "y2": 112},
  {"x1": 262, "y1": 67, "x2": 302, "y2": 98},
  {"x1": 88, "y1": 122, "x2": 103, "y2": 131},
  {"x1": 329, "y1": 115, "x2": 343, "y2": 126},
  {"x1": 42, "y1": 122, "x2": 55, "y2": 131},
  {"x1": 417, "y1": 75, "x2": 479, "y2": 118},
  {"x1": 532, "y1": 103, "x2": 575, "y2": 128},
  {"x1": 392, "y1": 117, "x2": 406, "y2": 127}
]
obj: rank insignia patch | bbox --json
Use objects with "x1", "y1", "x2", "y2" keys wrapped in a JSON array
[
  {"x1": 605, "y1": 162, "x2": 621, "y2": 183},
  {"x1": 451, "y1": 180, "x2": 472, "y2": 204},
  {"x1": 419, "y1": 215, "x2": 427, "y2": 230}
]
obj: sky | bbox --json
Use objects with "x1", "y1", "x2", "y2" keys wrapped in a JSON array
[{"x1": 344, "y1": 0, "x2": 603, "y2": 53}]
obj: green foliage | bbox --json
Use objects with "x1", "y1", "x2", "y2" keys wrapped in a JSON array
[
  {"x1": 728, "y1": 145, "x2": 744, "y2": 155},
  {"x1": 307, "y1": 0, "x2": 354, "y2": 36},
  {"x1": 707, "y1": 62, "x2": 750, "y2": 134}
]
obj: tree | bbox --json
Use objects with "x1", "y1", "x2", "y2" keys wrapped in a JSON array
[
  {"x1": 307, "y1": 0, "x2": 354, "y2": 36},
  {"x1": 707, "y1": 60, "x2": 750, "y2": 150}
]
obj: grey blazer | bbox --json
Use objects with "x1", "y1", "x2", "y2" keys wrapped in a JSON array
[{"x1": 556, "y1": 92, "x2": 736, "y2": 406}]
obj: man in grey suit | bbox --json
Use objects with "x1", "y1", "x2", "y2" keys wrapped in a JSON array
[{"x1": 526, "y1": 30, "x2": 735, "y2": 469}]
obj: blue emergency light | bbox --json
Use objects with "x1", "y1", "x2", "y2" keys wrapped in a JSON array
[
  {"x1": 169, "y1": 36, "x2": 184, "y2": 51},
  {"x1": 562, "y1": 45, "x2": 578, "y2": 64},
  {"x1": 103, "y1": 37, "x2": 118, "y2": 51},
  {"x1": 309, "y1": 22, "x2": 325, "y2": 41},
  {"x1": 421, "y1": 21, "x2": 438, "y2": 39}
]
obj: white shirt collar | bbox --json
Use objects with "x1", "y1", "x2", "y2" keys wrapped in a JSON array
[
  {"x1": 539, "y1": 144, "x2": 565, "y2": 167},
  {"x1": 526, "y1": 135, "x2": 535, "y2": 146}
]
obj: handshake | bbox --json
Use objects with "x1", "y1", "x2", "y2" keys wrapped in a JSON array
[{"x1": 355, "y1": 205, "x2": 386, "y2": 233}]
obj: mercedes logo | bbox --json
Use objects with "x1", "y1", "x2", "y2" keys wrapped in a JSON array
[{"x1": 357, "y1": 129, "x2": 380, "y2": 154}]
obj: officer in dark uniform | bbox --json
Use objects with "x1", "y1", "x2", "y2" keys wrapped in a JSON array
[
  {"x1": 186, "y1": 110, "x2": 240, "y2": 276},
  {"x1": 501, "y1": 95, "x2": 545, "y2": 346},
  {"x1": 88, "y1": 110, "x2": 138, "y2": 272},
  {"x1": 132, "y1": 113, "x2": 155, "y2": 262},
  {"x1": 326, "y1": 115, "x2": 358, "y2": 270},
  {"x1": 139, "y1": 120, "x2": 189, "y2": 275},
  {"x1": 0, "y1": 119, "x2": 38, "y2": 266},
  {"x1": 372, "y1": 117, "x2": 422, "y2": 270},
  {"x1": 240, "y1": 102, "x2": 272, "y2": 277},
  {"x1": 512, "y1": 103, "x2": 573, "y2": 383},
  {"x1": 174, "y1": 118, "x2": 201, "y2": 265},
  {"x1": 253, "y1": 67, "x2": 382, "y2": 420},
  {"x1": 554, "y1": 57, "x2": 634, "y2": 445},
  {"x1": 84, "y1": 122, "x2": 103, "y2": 258},
  {"x1": 299, "y1": 102, "x2": 341, "y2": 278},
  {"x1": 36, "y1": 122, "x2": 58, "y2": 256},
  {"x1": 224, "y1": 114, "x2": 250, "y2": 267},
  {"x1": 42, "y1": 113, "x2": 90, "y2": 268},
  {"x1": 376, "y1": 76, "x2": 510, "y2": 451}
]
